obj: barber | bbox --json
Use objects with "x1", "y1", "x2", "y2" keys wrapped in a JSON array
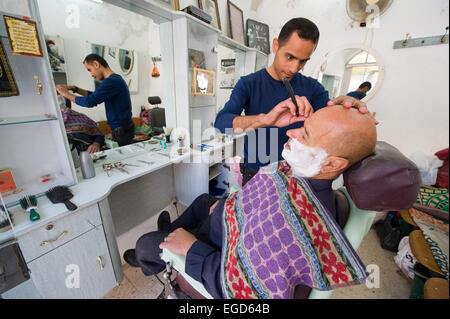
[
  {"x1": 56, "y1": 54, "x2": 134, "y2": 146},
  {"x1": 215, "y1": 18, "x2": 375, "y2": 185}
]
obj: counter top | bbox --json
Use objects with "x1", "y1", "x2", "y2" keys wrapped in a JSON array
[{"x1": 0, "y1": 138, "x2": 235, "y2": 240}]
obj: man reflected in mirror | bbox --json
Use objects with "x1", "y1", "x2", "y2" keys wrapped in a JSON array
[{"x1": 56, "y1": 54, "x2": 134, "y2": 146}]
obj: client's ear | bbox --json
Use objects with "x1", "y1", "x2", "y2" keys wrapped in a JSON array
[{"x1": 320, "y1": 156, "x2": 349, "y2": 174}]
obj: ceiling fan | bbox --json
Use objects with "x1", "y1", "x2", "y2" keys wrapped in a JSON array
[{"x1": 346, "y1": 0, "x2": 393, "y2": 27}]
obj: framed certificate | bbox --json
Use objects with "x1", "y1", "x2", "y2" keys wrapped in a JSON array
[
  {"x1": 227, "y1": 1, "x2": 245, "y2": 45},
  {"x1": 4, "y1": 15, "x2": 43, "y2": 57},
  {"x1": 0, "y1": 41, "x2": 19, "y2": 97}
]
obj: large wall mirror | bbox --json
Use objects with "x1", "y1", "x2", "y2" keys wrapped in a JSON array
[
  {"x1": 88, "y1": 42, "x2": 138, "y2": 93},
  {"x1": 313, "y1": 45, "x2": 385, "y2": 102}
]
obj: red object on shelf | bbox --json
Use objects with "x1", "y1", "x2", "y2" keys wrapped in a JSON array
[
  {"x1": 434, "y1": 148, "x2": 449, "y2": 189},
  {"x1": 0, "y1": 169, "x2": 17, "y2": 194}
]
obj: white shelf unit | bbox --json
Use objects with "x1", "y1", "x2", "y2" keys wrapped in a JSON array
[{"x1": 0, "y1": 3, "x2": 77, "y2": 242}]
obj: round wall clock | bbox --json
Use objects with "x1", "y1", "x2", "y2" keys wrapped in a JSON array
[{"x1": 246, "y1": 19, "x2": 270, "y2": 55}]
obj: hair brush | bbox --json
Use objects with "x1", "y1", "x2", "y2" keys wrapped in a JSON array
[
  {"x1": 19, "y1": 195, "x2": 40, "y2": 221},
  {"x1": 45, "y1": 186, "x2": 77, "y2": 211}
]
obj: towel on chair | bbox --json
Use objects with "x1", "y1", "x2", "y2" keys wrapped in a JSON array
[{"x1": 220, "y1": 161, "x2": 368, "y2": 299}]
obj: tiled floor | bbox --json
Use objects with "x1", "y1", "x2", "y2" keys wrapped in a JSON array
[{"x1": 103, "y1": 205, "x2": 414, "y2": 299}]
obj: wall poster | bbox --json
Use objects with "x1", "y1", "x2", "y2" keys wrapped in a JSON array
[
  {"x1": 0, "y1": 40, "x2": 19, "y2": 97},
  {"x1": 4, "y1": 15, "x2": 43, "y2": 57}
]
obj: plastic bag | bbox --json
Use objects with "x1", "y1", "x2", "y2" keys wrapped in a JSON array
[
  {"x1": 409, "y1": 152, "x2": 444, "y2": 185},
  {"x1": 394, "y1": 236, "x2": 417, "y2": 280}
]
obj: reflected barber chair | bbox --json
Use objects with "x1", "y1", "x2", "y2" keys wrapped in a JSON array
[
  {"x1": 148, "y1": 96, "x2": 166, "y2": 135},
  {"x1": 161, "y1": 141, "x2": 422, "y2": 299}
]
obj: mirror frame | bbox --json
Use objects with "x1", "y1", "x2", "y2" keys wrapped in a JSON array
[{"x1": 312, "y1": 44, "x2": 385, "y2": 103}]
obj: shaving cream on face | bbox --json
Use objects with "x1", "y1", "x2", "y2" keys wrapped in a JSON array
[{"x1": 281, "y1": 139, "x2": 328, "y2": 178}]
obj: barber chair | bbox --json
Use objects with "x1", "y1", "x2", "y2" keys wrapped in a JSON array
[
  {"x1": 161, "y1": 141, "x2": 422, "y2": 299},
  {"x1": 148, "y1": 96, "x2": 166, "y2": 135}
]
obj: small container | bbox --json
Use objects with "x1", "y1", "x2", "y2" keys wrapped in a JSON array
[
  {"x1": 177, "y1": 138, "x2": 184, "y2": 148},
  {"x1": 80, "y1": 148, "x2": 96, "y2": 179}
]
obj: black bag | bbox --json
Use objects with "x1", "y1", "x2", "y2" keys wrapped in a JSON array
[{"x1": 375, "y1": 213, "x2": 410, "y2": 252}]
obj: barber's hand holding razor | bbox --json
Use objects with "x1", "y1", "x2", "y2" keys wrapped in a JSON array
[
  {"x1": 159, "y1": 228, "x2": 197, "y2": 256},
  {"x1": 328, "y1": 96, "x2": 379, "y2": 125},
  {"x1": 262, "y1": 96, "x2": 314, "y2": 128}
]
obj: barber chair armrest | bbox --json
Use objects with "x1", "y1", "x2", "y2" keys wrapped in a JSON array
[
  {"x1": 308, "y1": 186, "x2": 376, "y2": 299},
  {"x1": 160, "y1": 249, "x2": 214, "y2": 299}
]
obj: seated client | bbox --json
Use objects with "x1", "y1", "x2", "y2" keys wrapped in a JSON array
[
  {"x1": 124, "y1": 105, "x2": 377, "y2": 298},
  {"x1": 57, "y1": 93, "x2": 105, "y2": 154}
]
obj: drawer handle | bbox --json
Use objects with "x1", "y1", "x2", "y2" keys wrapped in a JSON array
[
  {"x1": 40, "y1": 230, "x2": 68, "y2": 247},
  {"x1": 97, "y1": 256, "x2": 104, "y2": 270}
]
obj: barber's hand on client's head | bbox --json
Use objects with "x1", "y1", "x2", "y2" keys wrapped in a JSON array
[
  {"x1": 159, "y1": 228, "x2": 197, "y2": 256},
  {"x1": 328, "y1": 96, "x2": 379, "y2": 125}
]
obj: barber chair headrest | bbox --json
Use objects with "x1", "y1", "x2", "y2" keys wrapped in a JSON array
[
  {"x1": 343, "y1": 141, "x2": 422, "y2": 211},
  {"x1": 148, "y1": 96, "x2": 162, "y2": 105}
]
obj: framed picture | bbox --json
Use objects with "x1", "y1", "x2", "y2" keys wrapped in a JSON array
[
  {"x1": 227, "y1": 1, "x2": 245, "y2": 45},
  {"x1": 188, "y1": 48, "x2": 206, "y2": 70},
  {"x1": 219, "y1": 58, "x2": 235, "y2": 89},
  {"x1": 108, "y1": 47, "x2": 116, "y2": 59},
  {"x1": 91, "y1": 43, "x2": 104, "y2": 57},
  {"x1": 45, "y1": 35, "x2": 67, "y2": 72},
  {"x1": 193, "y1": 68, "x2": 215, "y2": 96},
  {"x1": 246, "y1": 19, "x2": 270, "y2": 55},
  {"x1": 198, "y1": 0, "x2": 221, "y2": 30},
  {"x1": 153, "y1": 0, "x2": 179, "y2": 11},
  {"x1": 0, "y1": 41, "x2": 19, "y2": 97},
  {"x1": 4, "y1": 15, "x2": 43, "y2": 57}
]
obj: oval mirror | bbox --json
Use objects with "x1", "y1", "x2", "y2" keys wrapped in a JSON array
[
  {"x1": 313, "y1": 46, "x2": 384, "y2": 102},
  {"x1": 118, "y1": 49, "x2": 134, "y2": 75}
]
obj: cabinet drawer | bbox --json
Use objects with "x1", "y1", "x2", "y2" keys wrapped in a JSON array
[
  {"x1": 18, "y1": 204, "x2": 102, "y2": 263},
  {"x1": 27, "y1": 226, "x2": 117, "y2": 299}
]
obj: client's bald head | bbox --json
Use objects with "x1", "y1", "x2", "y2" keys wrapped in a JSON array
[{"x1": 286, "y1": 105, "x2": 377, "y2": 179}]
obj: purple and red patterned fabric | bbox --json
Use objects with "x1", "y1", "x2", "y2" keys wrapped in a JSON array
[
  {"x1": 220, "y1": 161, "x2": 368, "y2": 299},
  {"x1": 62, "y1": 109, "x2": 103, "y2": 137}
]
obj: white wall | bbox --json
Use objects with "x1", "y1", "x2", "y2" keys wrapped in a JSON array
[{"x1": 36, "y1": 0, "x2": 164, "y2": 122}]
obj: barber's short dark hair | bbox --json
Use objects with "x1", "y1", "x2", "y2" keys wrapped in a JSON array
[
  {"x1": 83, "y1": 54, "x2": 109, "y2": 68},
  {"x1": 359, "y1": 81, "x2": 372, "y2": 90},
  {"x1": 278, "y1": 18, "x2": 320, "y2": 47}
]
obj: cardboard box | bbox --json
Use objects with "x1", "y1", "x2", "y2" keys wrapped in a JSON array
[{"x1": 0, "y1": 168, "x2": 17, "y2": 194}]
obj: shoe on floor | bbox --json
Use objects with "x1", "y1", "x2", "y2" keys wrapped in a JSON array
[
  {"x1": 123, "y1": 249, "x2": 139, "y2": 267},
  {"x1": 157, "y1": 211, "x2": 171, "y2": 232}
]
